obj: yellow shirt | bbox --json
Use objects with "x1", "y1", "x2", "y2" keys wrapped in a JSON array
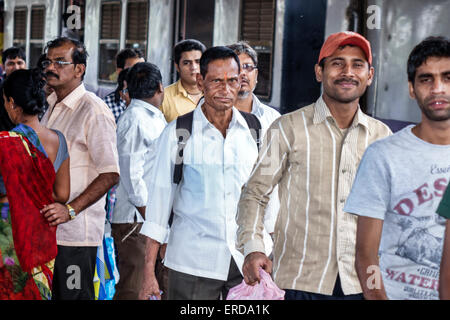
[{"x1": 160, "y1": 80, "x2": 199, "y2": 123}]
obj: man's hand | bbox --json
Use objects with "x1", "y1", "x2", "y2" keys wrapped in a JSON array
[
  {"x1": 139, "y1": 271, "x2": 161, "y2": 300},
  {"x1": 41, "y1": 203, "x2": 71, "y2": 226},
  {"x1": 243, "y1": 252, "x2": 272, "y2": 286}
]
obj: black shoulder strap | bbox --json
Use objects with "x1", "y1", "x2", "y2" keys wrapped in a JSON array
[
  {"x1": 239, "y1": 110, "x2": 261, "y2": 151},
  {"x1": 173, "y1": 111, "x2": 194, "y2": 184},
  {"x1": 173, "y1": 110, "x2": 262, "y2": 184}
]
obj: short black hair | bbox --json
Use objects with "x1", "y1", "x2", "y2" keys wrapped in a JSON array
[
  {"x1": 3, "y1": 68, "x2": 46, "y2": 116},
  {"x1": 227, "y1": 41, "x2": 258, "y2": 65},
  {"x1": 115, "y1": 68, "x2": 129, "y2": 104},
  {"x1": 45, "y1": 37, "x2": 89, "y2": 79},
  {"x1": 407, "y1": 36, "x2": 450, "y2": 84},
  {"x1": 36, "y1": 53, "x2": 47, "y2": 70},
  {"x1": 174, "y1": 39, "x2": 206, "y2": 65},
  {"x1": 200, "y1": 46, "x2": 241, "y2": 78},
  {"x1": 126, "y1": 62, "x2": 162, "y2": 100},
  {"x1": 2, "y1": 47, "x2": 26, "y2": 64},
  {"x1": 116, "y1": 48, "x2": 144, "y2": 69}
]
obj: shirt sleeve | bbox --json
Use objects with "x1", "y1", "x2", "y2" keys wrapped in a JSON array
[
  {"x1": 343, "y1": 142, "x2": 391, "y2": 220},
  {"x1": 437, "y1": 183, "x2": 450, "y2": 219},
  {"x1": 236, "y1": 117, "x2": 292, "y2": 257},
  {"x1": 140, "y1": 122, "x2": 178, "y2": 244},
  {"x1": 116, "y1": 119, "x2": 148, "y2": 208},
  {"x1": 86, "y1": 106, "x2": 120, "y2": 175}
]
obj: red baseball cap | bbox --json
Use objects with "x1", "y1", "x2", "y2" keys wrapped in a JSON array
[{"x1": 318, "y1": 31, "x2": 372, "y2": 65}]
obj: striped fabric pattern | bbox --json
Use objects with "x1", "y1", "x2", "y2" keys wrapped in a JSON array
[{"x1": 236, "y1": 96, "x2": 392, "y2": 295}]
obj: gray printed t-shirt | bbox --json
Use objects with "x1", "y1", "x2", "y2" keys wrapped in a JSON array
[{"x1": 344, "y1": 125, "x2": 450, "y2": 300}]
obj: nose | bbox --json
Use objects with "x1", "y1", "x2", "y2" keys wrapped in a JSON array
[{"x1": 431, "y1": 78, "x2": 445, "y2": 95}]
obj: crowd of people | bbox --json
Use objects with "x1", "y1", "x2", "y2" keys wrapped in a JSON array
[{"x1": 0, "y1": 30, "x2": 449, "y2": 301}]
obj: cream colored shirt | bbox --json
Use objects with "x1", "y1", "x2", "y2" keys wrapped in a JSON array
[
  {"x1": 236, "y1": 96, "x2": 392, "y2": 295},
  {"x1": 41, "y1": 83, "x2": 120, "y2": 247},
  {"x1": 160, "y1": 80, "x2": 199, "y2": 123}
]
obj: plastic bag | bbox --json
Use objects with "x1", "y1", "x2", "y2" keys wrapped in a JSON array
[{"x1": 226, "y1": 268, "x2": 285, "y2": 300}]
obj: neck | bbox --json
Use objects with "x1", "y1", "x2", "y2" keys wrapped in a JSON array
[
  {"x1": 235, "y1": 93, "x2": 253, "y2": 113},
  {"x1": 20, "y1": 115, "x2": 42, "y2": 132},
  {"x1": 201, "y1": 103, "x2": 233, "y2": 137},
  {"x1": 180, "y1": 79, "x2": 201, "y2": 95},
  {"x1": 54, "y1": 81, "x2": 82, "y2": 103},
  {"x1": 412, "y1": 118, "x2": 450, "y2": 145},
  {"x1": 322, "y1": 94, "x2": 359, "y2": 129},
  {"x1": 139, "y1": 97, "x2": 157, "y2": 107}
]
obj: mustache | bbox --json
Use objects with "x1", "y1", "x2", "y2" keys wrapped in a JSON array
[
  {"x1": 334, "y1": 77, "x2": 359, "y2": 85},
  {"x1": 425, "y1": 95, "x2": 450, "y2": 104},
  {"x1": 45, "y1": 71, "x2": 59, "y2": 79}
]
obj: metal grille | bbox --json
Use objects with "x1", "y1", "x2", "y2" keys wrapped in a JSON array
[
  {"x1": 13, "y1": 7, "x2": 27, "y2": 40},
  {"x1": 31, "y1": 6, "x2": 45, "y2": 40},
  {"x1": 241, "y1": 0, "x2": 275, "y2": 47},
  {"x1": 241, "y1": 0, "x2": 276, "y2": 100},
  {"x1": 101, "y1": 2, "x2": 121, "y2": 40},
  {"x1": 126, "y1": 0, "x2": 149, "y2": 41}
]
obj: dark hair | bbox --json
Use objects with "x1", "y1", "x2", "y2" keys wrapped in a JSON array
[
  {"x1": 3, "y1": 68, "x2": 46, "y2": 115},
  {"x1": 115, "y1": 68, "x2": 129, "y2": 104},
  {"x1": 174, "y1": 39, "x2": 206, "y2": 65},
  {"x1": 227, "y1": 41, "x2": 258, "y2": 65},
  {"x1": 36, "y1": 53, "x2": 48, "y2": 70},
  {"x1": 407, "y1": 36, "x2": 450, "y2": 84},
  {"x1": 2, "y1": 47, "x2": 26, "y2": 64},
  {"x1": 126, "y1": 62, "x2": 162, "y2": 100},
  {"x1": 200, "y1": 46, "x2": 241, "y2": 78},
  {"x1": 45, "y1": 36, "x2": 88, "y2": 79},
  {"x1": 116, "y1": 48, "x2": 144, "y2": 69}
]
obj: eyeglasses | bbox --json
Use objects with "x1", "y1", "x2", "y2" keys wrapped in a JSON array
[
  {"x1": 207, "y1": 78, "x2": 240, "y2": 89},
  {"x1": 121, "y1": 88, "x2": 128, "y2": 94},
  {"x1": 41, "y1": 59, "x2": 75, "y2": 69},
  {"x1": 242, "y1": 63, "x2": 257, "y2": 72}
]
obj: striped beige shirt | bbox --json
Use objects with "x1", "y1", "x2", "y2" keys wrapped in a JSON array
[{"x1": 236, "y1": 96, "x2": 392, "y2": 295}]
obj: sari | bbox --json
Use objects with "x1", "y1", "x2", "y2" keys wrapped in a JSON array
[{"x1": 0, "y1": 124, "x2": 57, "y2": 300}]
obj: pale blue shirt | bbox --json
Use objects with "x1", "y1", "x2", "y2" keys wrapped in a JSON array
[
  {"x1": 112, "y1": 99, "x2": 167, "y2": 223},
  {"x1": 140, "y1": 106, "x2": 274, "y2": 280}
]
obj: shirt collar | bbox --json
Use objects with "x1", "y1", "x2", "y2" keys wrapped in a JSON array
[
  {"x1": 251, "y1": 94, "x2": 265, "y2": 118},
  {"x1": 313, "y1": 95, "x2": 371, "y2": 133},
  {"x1": 129, "y1": 98, "x2": 162, "y2": 116},
  {"x1": 47, "y1": 83, "x2": 86, "y2": 110},
  {"x1": 195, "y1": 103, "x2": 248, "y2": 131},
  {"x1": 176, "y1": 80, "x2": 189, "y2": 98}
]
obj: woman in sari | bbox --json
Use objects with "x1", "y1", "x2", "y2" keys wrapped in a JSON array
[{"x1": 0, "y1": 68, "x2": 70, "y2": 300}]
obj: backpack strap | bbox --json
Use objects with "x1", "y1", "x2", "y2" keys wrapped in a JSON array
[
  {"x1": 239, "y1": 110, "x2": 262, "y2": 151},
  {"x1": 173, "y1": 111, "x2": 194, "y2": 184},
  {"x1": 173, "y1": 110, "x2": 262, "y2": 185}
]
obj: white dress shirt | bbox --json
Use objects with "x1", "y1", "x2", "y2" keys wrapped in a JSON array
[
  {"x1": 113, "y1": 99, "x2": 167, "y2": 223},
  {"x1": 140, "y1": 106, "x2": 274, "y2": 281}
]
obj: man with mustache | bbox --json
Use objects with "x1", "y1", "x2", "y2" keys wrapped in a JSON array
[
  {"x1": 40, "y1": 37, "x2": 120, "y2": 300},
  {"x1": 139, "y1": 46, "x2": 274, "y2": 300},
  {"x1": 236, "y1": 31, "x2": 391, "y2": 300},
  {"x1": 227, "y1": 41, "x2": 281, "y2": 236},
  {"x1": 344, "y1": 36, "x2": 450, "y2": 300}
]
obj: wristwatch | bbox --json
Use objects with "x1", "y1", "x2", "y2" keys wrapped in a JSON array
[{"x1": 66, "y1": 204, "x2": 76, "y2": 220}]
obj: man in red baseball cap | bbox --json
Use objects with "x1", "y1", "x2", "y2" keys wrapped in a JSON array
[{"x1": 237, "y1": 31, "x2": 392, "y2": 300}]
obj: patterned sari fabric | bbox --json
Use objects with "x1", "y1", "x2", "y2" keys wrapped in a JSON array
[{"x1": 0, "y1": 124, "x2": 57, "y2": 300}]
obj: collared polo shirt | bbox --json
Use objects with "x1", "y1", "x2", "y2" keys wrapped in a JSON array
[
  {"x1": 160, "y1": 80, "x2": 199, "y2": 123},
  {"x1": 41, "y1": 83, "x2": 120, "y2": 247}
]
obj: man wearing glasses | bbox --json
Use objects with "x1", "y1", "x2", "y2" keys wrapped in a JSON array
[
  {"x1": 227, "y1": 42, "x2": 281, "y2": 130},
  {"x1": 40, "y1": 37, "x2": 120, "y2": 300}
]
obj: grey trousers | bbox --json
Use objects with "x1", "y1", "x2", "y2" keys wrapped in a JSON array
[{"x1": 167, "y1": 257, "x2": 242, "y2": 300}]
